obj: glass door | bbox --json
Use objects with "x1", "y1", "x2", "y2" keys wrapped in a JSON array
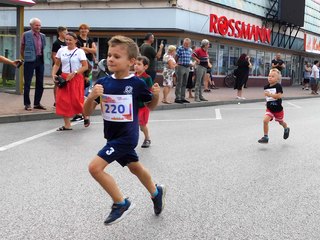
[{"x1": 0, "y1": 6, "x2": 17, "y2": 91}]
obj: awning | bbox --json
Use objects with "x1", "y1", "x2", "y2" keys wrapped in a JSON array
[{"x1": 0, "y1": 0, "x2": 36, "y2": 6}]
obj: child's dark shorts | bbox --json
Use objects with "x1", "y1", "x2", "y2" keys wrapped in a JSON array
[{"x1": 98, "y1": 140, "x2": 139, "y2": 167}]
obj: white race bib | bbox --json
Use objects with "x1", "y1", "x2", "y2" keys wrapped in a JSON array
[
  {"x1": 265, "y1": 88, "x2": 276, "y2": 102},
  {"x1": 101, "y1": 94, "x2": 133, "y2": 122}
]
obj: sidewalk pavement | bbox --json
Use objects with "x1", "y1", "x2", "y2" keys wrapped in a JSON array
[{"x1": 0, "y1": 81, "x2": 318, "y2": 123}]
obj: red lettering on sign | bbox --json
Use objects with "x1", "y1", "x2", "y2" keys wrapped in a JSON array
[
  {"x1": 228, "y1": 19, "x2": 235, "y2": 37},
  {"x1": 235, "y1": 20, "x2": 242, "y2": 38},
  {"x1": 218, "y1": 16, "x2": 228, "y2": 35},
  {"x1": 209, "y1": 14, "x2": 218, "y2": 33},
  {"x1": 209, "y1": 14, "x2": 271, "y2": 44}
]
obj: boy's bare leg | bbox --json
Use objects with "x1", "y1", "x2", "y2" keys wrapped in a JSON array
[
  {"x1": 279, "y1": 121, "x2": 288, "y2": 129},
  {"x1": 127, "y1": 162, "x2": 156, "y2": 195},
  {"x1": 140, "y1": 125, "x2": 150, "y2": 141},
  {"x1": 89, "y1": 156, "x2": 124, "y2": 203},
  {"x1": 263, "y1": 115, "x2": 272, "y2": 135}
]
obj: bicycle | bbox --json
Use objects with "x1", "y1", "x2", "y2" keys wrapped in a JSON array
[{"x1": 224, "y1": 68, "x2": 237, "y2": 88}]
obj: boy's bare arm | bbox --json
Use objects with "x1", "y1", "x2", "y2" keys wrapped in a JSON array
[
  {"x1": 83, "y1": 84, "x2": 103, "y2": 116},
  {"x1": 264, "y1": 91, "x2": 283, "y2": 99},
  {"x1": 146, "y1": 83, "x2": 160, "y2": 110}
]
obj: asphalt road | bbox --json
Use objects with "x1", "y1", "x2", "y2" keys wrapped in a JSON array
[{"x1": 1, "y1": 98, "x2": 320, "y2": 240}]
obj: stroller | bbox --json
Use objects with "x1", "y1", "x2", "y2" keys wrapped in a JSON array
[{"x1": 92, "y1": 59, "x2": 109, "y2": 81}]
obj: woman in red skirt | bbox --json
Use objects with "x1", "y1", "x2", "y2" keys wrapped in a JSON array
[{"x1": 51, "y1": 32, "x2": 88, "y2": 130}]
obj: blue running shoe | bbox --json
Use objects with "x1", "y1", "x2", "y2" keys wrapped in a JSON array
[
  {"x1": 258, "y1": 136, "x2": 269, "y2": 144},
  {"x1": 283, "y1": 127, "x2": 290, "y2": 139},
  {"x1": 152, "y1": 184, "x2": 166, "y2": 215},
  {"x1": 104, "y1": 198, "x2": 135, "y2": 225}
]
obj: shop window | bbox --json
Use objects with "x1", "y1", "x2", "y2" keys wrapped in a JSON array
[
  {"x1": 264, "y1": 52, "x2": 272, "y2": 76},
  {"x1": 208, "y1": 44, "x2": 218, "y2": 75},
  {"x1": 0, "y1": 41, "x2": 16, "y2": 86},
  {"x1": 229, "y1": 46, "x2": 240, "y2": 68},
  {"x1": 256, "y1": 50, "x2": 265, "y2": 76},
  {"x1": 284, "y1": 54, "x2": 292, "y2": 78},
  {"x1": 248, "y1": 49, "x2": 257, "y2": 76},
  {"x1": 137, "y1": 38, "x2": 145, "y2": 48},
  {"x1": 240, "y1": 48, "x2": 248, "y2": 55},
  {"x1": 218, "y1": 45, "x2": 229, "y2": 75},
  {"x1": 98, "y1": 38, "x2": 109, "y2": 61}
]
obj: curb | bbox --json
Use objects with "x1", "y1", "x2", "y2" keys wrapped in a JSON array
[{"x1": 0, "y1": 95, "x2": 318, "y2": 124}]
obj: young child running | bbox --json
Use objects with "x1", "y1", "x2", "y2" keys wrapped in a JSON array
[
  {"x1": 83, "y1": 35, "x2": 166, "y2": 225},
  {"x1": 258, "y1": 68, "x2": 290, "y2": 144},
  {"x1": 134, "y1": 56, "x2": 153, "y2": 148}
]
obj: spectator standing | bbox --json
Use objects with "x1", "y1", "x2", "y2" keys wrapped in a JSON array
[
  {"x1": 162, "y1": 45, "x2": 177, "y2": 104},
  {"x1": 77, "y1": 24, "x2": 97, "y2": 67},
  {"x1": 302, "y1": 61, "x2": 311, "y2": 90},
  {"x1": 174, "y1": 38, "x2": 192, "y2": 103},
  {"x1": 51, "y1": 26, "x2": 67, "y2": 107},
  {"x1": 140, "y1": 33, "x2": 164, "y2": 81},
  {"x1": 20, "y1": 18, "x2": 46, "y2": 111},
  {"x1": 310, "y1": 60, "x2": 319, "y2": 95},
  {"x1": 234, "y1": 54, "x2": 252, "y2": 99},
  {"x1": 204, "y1": 67, "x2": 219, "y2": 92},
  {"x1": 271, "y1": 53, "x2": 285, "y2": 73},
  {"x1": 192, "y1": 39, "x2": 210, "y2": 102},
  {"x1": 71, "y1": 23, "x2": 96, "y2": 124},
  {"x1": 186, "y1": 45, "x2": 196, "y2": 99},
  {"x1": 51, "y1": 32, "x2": 88, "y2": 131}
]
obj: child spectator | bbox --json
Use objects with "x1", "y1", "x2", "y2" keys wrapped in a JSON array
[
  {"x1": 258, "y1": 68, "x2": 290, "y2": 144},
  {"x1": 83, "y1": 35, "x2": 166, "y2": 225},
  {"x1": 134, "y1": 56, "x2": 153, "y2": 148}
]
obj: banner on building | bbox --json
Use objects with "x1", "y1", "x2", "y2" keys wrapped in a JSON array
[{"x1": 305, "y1": 33, "x2": 320, "y2": 54}]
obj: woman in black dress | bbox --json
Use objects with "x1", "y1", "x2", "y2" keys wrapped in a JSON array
[{"x1": 234, "y1": 53, "x2": 252, "y2": 99}]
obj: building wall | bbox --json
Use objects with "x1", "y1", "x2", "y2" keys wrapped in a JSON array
[{"x1": 1, "y1": 0, "x2": 318, "y2": 85}]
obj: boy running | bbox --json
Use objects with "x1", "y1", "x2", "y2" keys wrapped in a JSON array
[
  {"x1": 258, "y1": 68, "x2": 290, "y2": 144},
  {"x1": 134, "y1": 56, "x2": 153, "y2": 148},
  {"x1": 83, "y1": 36, "x2": 166, "y2": 225}
]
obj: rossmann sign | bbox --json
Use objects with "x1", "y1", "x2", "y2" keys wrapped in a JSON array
[{"x1": 209, "y1": 14, "x2": 271, "y2": 44}]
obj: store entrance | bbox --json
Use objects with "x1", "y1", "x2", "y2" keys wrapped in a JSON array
[{"x1": 291, "y1": 55, "x2": 301, "y2": 85}]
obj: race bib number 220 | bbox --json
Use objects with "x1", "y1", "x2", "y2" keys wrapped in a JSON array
[{"x1": 100, "y1": 94, "x2": 133, "y2": 122}]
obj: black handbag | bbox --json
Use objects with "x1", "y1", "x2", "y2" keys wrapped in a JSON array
[{"x1": 55, "y1": 75, "x2": 67, "y2": 88}]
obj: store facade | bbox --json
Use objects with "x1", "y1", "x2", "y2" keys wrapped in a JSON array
[{"x1": 9, "y1": 0, "x2": 320, "y2": 87}]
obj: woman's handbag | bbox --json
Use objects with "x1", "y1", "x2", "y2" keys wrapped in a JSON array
[{"x1": 55, "y1": 75, "x2": 67, "y2": 88}]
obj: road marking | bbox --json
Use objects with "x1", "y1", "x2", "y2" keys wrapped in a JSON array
[
  {"x1": 87, "y1": 118, "x2": 220, "y2": 124},
  {"x1": 286, "y1": 101, "x2": 302, "y2": 108},
  {"x1": 0, "y1": 128, "x2": 57, "y2": 152},
  {"x1": 149, "y1": 118, "x2": 217, "y2": 122},
  {"x1": 0, "y1": 122, "x2": 80, "y2": 152},
  {"x1": 215, "y1": 108, "x2": 222, "y2": 120}
]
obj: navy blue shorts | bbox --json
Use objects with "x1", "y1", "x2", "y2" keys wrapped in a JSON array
[{"x1": 97, "y1": 141, "x2": 139, "y2": 167}]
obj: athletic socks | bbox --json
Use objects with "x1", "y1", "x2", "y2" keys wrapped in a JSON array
[{"x1": 151, "y1": 187, "x2": 158, "y2": 198}]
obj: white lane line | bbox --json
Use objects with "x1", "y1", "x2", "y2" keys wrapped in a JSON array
[
  {"x1": 0, "y1": 128, "x2": 57, "y2": 152},
  {"x1": 0, "y1": 122, "x2": 80, "y2": 152},
  {"x1": 215, "y1": 108, "x2": 222, "y2": 120},
  {"x1": 51, "y1": 118, "x2": 220, "y2": 125},
  {"x1": 219, "y1": 107, "x2": 265, "y2": 110},
  {"x1": 149, "y1": 118, "x2": 217, "y2": 122},
  {"x1": 286, "y1": 101, "x2": 302, "y2": 108}
]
